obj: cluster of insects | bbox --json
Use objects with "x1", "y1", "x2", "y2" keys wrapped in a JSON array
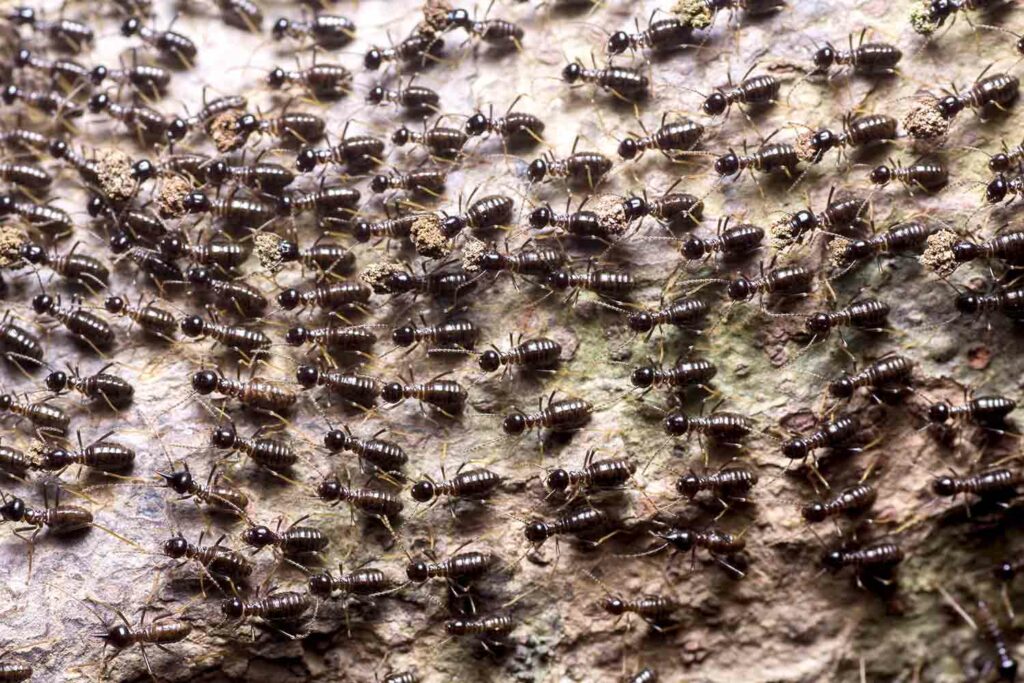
[{"x1": 0, "y1": 0, "x2": 1022, "y2": 680}]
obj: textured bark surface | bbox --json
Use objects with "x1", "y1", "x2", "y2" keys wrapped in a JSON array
[{"x1": 2, "y1": 0, "x2": 1024, "y2": 681}]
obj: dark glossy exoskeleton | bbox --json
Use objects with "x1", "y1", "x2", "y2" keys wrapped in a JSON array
[
  {"x1": 31, "y1": 295, "x2": 113, "y2": 351},
  {"x1": 192, "y1": 370, "x2": 298, "y2": 413},
  {"x1": 812, "y1": 34, "x2": 902, "y2": 75},
  {"x1": 443, "y1": 195, "x2": 514, "y2": 235},
  {"x1": 20, "y1": 243, "x2": 107, "y2": 290},
  {"x1": 392, "y1": 124, "x2": 468, "y2": 160},
  {"x1": 0, "y1": 85, "x2": 83, "y2": 120},
  {"x1": 89, "y1": 63, "x2": 172, "y2": 98},
  {"x1": 316, "y1": 477, "x2": 404, "y2": 517},
  {"x1": 45, "y1": 366, "x2": 133, "y2": 409},
  {"x1": 393, "y1": 320, "x2": 479, "y2": 351},
  {"x1": 821, "y1": 542, "x2": 903, "y2": 573},
  {"x1": 619, "y1": 119, "x2": 705, "y2": 161},
  {"x1": 411, "y1": 468, "x2": 502, "y2": 503},
  {"x1": 987, "y1": 174, "x2": 1024, "y2": 204},
  {"x1": 989, "y1": 139, "x2": 1024, "y2": 174},
  {"x1": 165, "y1": 96, "x2": 247, "y2": 142},
  {"x1": 278, "y1": 187, "x2": 360, "y2": 227},
  {"x1": 235, "y1": 112, "x2": 326, "y2": 147},
  {"x1": 803, "y1": 114, "x2": 898, "y2": 162},
  {"x1": 527, "y1": 151, "x2": 612, "y2": 187},
  {"x1": 221, "y1": 592, "x2": 311, "y2": 622},
  {"x1": 12, "y1": 49, "x2": 91, "y2": 92},
  {"x1": 370, "y1": 169, "x2": 447, "y2": 195},
  {"x1": 525, "y1": 507, "x2": 608, "y2": 545},
  {"x1": 933, "y1": 468, "x2": 1023, "y2": 499},
  {"x1": 121, "y1": 17, "x2": 198, "y2": 68},
  {"x1": 159, "y1": 232, "x2": 247, "y2": 272},
  {"x1": 0, "y1": 161, "x2": 52, "y2": 192},
  {"x1": 104, "y1": 296, "x2": 177, "y2": 339},
  {"x1": 631, "y1": 359, "x2": 717, "y2": 392},
  {"x1": 186, "y1": 267, "x2": 267, "y2": 318},
  {"x1": 626, "y1": 298, "x2": 709, "y2": 335},
  {"x1": 368, "y1": 82, "x2": 439, "y2": 114},
  {"x1": 869, "y1": 159, "x2": 947, "y2": 192},
  {"x1": 928, "y1": 395, "x2": 1016, "y2": 426},
  {"x1": 0, "y1": 661, "x2": 32, "y2": 681},
  {"x1": 0, "y1": 195, "x2": 74, "y2": 236},
  {"x1": 0, "y1": 443, "x2": 33, "y2": 478},
  {"x1": 278, "y1": 281, "x2": 370, "y2": 313},
  {"x1": 953, "y1": 231, "x2": 1024, "y2": 266},
  {"x1": 465, "y1": 107, "x2": 544, "y2": 147},
  {"x1": 475, "y1": 245, "x2": 566, "y2": 278},
  {"x1": 976, "y1": 600, "x2": 1020, "y2": 681},
  {"x1": 35, "y1": 436, "x2": 135, "y2": 473},
  {"x1": 562, "y1": 61, "x2": 648, "y2": 101},
  {"x1": 406, "y1": 550, "x2": 495, "y2": 584},
  {"x1": 529, "y1": 205, "x2": 609, "y2": 240},
  {"x1": 608, "y1": 18, "x2": 693, "y2": 54},
  {"x1": 479, "y1": 337, "x2": 561, "y2": 374},
  {"x1": 664, "y1": 411, "x2": 753, "y2": 443},
  {"x1": 839, "y1": 222, "x2": 935, "y2": 263},
  {"x1": 295, "y1": 366, "x2": 381, "y2": 407},
  {"x1": 629, "y1": 669, "x2": 658, "y2": 683},
  {"x1": 676, "y1": 467, "x2": 758, "y2": 499},
  {"x1": 182, "y1": 191, "x2": 277, "y2": 230},
  {"x1": 936, "y1": 73, "x2": 1020, "y2": 120},
  {"x1": 268, "y1": 64, "x2": 352, "y2": 100},
  {"x1": 0, "y1": 492, "x2": 92, "y2": 535},
  {"x1": 324, "y1": 425, "x2": 406, "y2": 473},
  {"x1": 272, "y1": 14, "x2": 355, "y2": 49},
  {"x1": 309, "y1": 564, "x2": 392, "y2": 598},
  {"x1": 277, "y1": 240, "x2": 356, "y2": 275},
  {"x1": 802, "y1": 483, "x2": 876, "y2": 522},
  {"x1": 364, "y1": 30, "x2": 445, "y2": 71},
  {"x1": 781, "y1": 415, "x2": 859, "y2": 459},
  {"x1": 161, "y1": 534, "x2": 253, "y2": 580},
  {"x1": 956, "y1": 286, "x2": 1024, "y2": 320},
  {"x1": 650, "y1": 526, "x2": 746, "y2": 560},
  {"x1": 109, "y1": 236, "x2": 183, "y2": 284},
  {"x1": 286, "y1": 324, "x2": 377, "y2": 355},
  {"x1": 681, "y1": 221, "x2": 764, "y2": 260},
  {"x1": 215, "y1": 0, "x2": 264, "y2": 32},
  {"x1": 828, "y1": 355, "x2": 913, "y2": 398},
  {"x1": 0, "y1": 127, "x2": 50, "y2": 155},
  {"x1": 203, "y1": 159, "x2": 294, "y2": 195},
  {"x1": 726, "y1": 265, "x2": 814, "y2": 302},
  {"x1": 805, "y1": 299, "x2": 890, "y2": 336},
  {"x1": 546, "y1": 267, "x2": 636, "y2": 304},
  {"x1": 371, "y1": 266, "x2": 476, "y2": 299},
  {"x1": 353, "y1": 214, "x2": 418, "y2": 242},
  {"x1": 87, "y1": 93, "x2": 168, "y2": 143},
  {"x1": 444, "y1": 8, "x2": 523, "y2": 46},
  {"x1": 445, "y1": 614, "x2": 514, "y2": 641},
  {"x1": 211, "y1": 423, "x2": 297, "y2": 470},
  {"x1": 131, "y1": 154, "x2": 210, "y2": 186},
  {"x1": 546, "y1": 450, "x2": 635, "y2": 496},
  {"x1": 602, "y1": 595, "x2": 677, "y2": 628},
  {"x1": 157, "y1": 463, "x2": 249, "y2": 513},
  {"x1": 703, "y1": 73, "x2": 780, "y2": 115},
  {"x1": 715, "y1": 143, "x2": 800, "y2": 178},
  {"x1": 94, "y1": 611, "x2": 192, "y2": 668},
  {"x1": 381, "y1": 378, "x2": 468, "y2": 413},
  {"x1": 0, "y1": 312, "x2": 43, "y2": 368},
  {"x1": 8, "y1": 7, "x2": 94, "y2": 52},
  {"x1": 503, "y1": 396, "x2": 593, "y2": 435},
  {"x1": 180, "y1": 315, "x2": 273, "y2": 354},
  {"x1": 242, "y1": 518, "x2": 329, "y2": 557},
  {"x1": 296, "y1": 134, "x2": 384, "y2": 172}
]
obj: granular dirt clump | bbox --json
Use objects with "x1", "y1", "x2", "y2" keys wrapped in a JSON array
[
  {"x1": 461, "y1": 236, "x2": 488, "y2": 272},
  {"x1": 361, "y1": 261, "x2": 405, "y2": 294},
  {"x1": 909, "y1": 1, "x2": 940, "y2": 34},
  {"x1": 586, "y1": 193, "x2": 629, "y2": 236},
  {"x1": 827, "y1": 236, "x2": 854, "y2": 270},
  {"x1": 253, "y1": 233, "x2": 285, "y2": 274},
  {"x1": 409, "y1": 213, "x2": 452, "y2": 258},
  {"x1": 157, "y1": 175, "x2": 192, "y2": 219},
  {"x1": 673, "y1": 0, "x2": 714, "y2": 29},
  {"x1": 769, "y1": 215, "x2": 799, "y2": 251},
  {"x1": 920, "y1": 229, "x2": 959, "y2": 276},
  {"x1": 903, "y1": 103, "x2": 949, "y2": 141},
  {"x1": 0, "y1": 225, "x2": 27, "y2": 268},
  {"x1": 209, "y1": 112, "x2": 245, "y2": 152},
  {"x1": 95, "y1": 148, "x2": 136, "y2": 202},
  {"x1": 795, "y1": 131, "x2": 821, "y2": 163}
]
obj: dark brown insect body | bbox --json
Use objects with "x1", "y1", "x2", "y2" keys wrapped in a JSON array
[
  {"x1": 368, "y1": 83, "x2": 440, "y2": 113},
  {"x1": 364, "y1": 31, "x2": 445, "y2": 71},
  {"x1": 157, "y1": 465, "x2": 249, "y2": 512},
  {"x1": 703, "y1": 74, "x2": 780, "y2": 115},
  {"x1": 0, "y1": 314, "x2": 43, "y2": 367},
  {"x1": 382, "y1": 379, "x2": 467, "y2": 413},
  {"x1": 0, "y1": 661, "x2": 32, "y2": 681},
  {"x1": 956, "y1": 286, "x2": 1024, "y2": 320},
  {"x1": 180, "y1": 316, "x2": 273, "y2": 354},
  {"x1": 110, "y1": 241, "x2": 183, "y2": 284},
  {"x1": 286, "y1": 325, "x2": 377, "y2": 354},
  {"x1": 676, "y1": 467, "x2": 758, "y2": 499},
  {"x1": 242, "y1": 520, "x2": 329, "y2": 556},
  {"x1": 120, "y1": 17, "x2": 198, "y2": 67},
  {"x1": 681, "y1": 223, "x2": 764, "y2": 260},
  {"x1": 269, "y1": 64, "x2": 352, "y2": 99},
  {"x1": 479, "y1": 337, "x2": 561, "y2": 373},
  {"x1": 296, "y1": 135, "x2": 384, "y2": 171},
  {"x1": 216, "y1": 0, "x2": 263, "y2": 32},
  {"x1": 186, "y1": 268, "x2": 267, "y2": 318},
  {"x1": 352, "y1": 214, "x2": 419, "y2": 242},
  {"x1": 629, "y1": 669, "x2": 658, "y2": 683},
  {"x1": 785, "y1": 195, "x2": 869, "y2": 240},
  {"x1": 8, "y1": 8, "x2": 94, "y2": 52},
  {"x1": 933, "y1": 468, "x2": 1022, "y2": 499},
  {"x1": 370, "y1": 169, "x2": 447, "y2": 195},
  {"x1": 781, "y1": 415, "x2": 859, "y2": 459},
  {"x1": 211, "y1": 423, "x2": 297, "y2": 470},
  {"x1": 272, "y1": 14, "x2": 355, "y2": 48},
  {"x1": 192, "y1": 371, "x2": 298, "y2": 412},
  {"x1": 927, "y1": 396, "x2": 1016, "y2": 425},
  {"x1": 952, "y1": 231, "x2": 1024, "y2": 266},
  {"x1": 159, "y1": 232, "x2": 247, "y2": 272},
  {"x1": 608, "y1": 18, "x2": 693, "y2": 54},
  {"x1": 411, "y1": 468, "x2": 502, "y2": 502},
  {"x1": 309, "y1": 565, "x2": 391, "y2": 597},
  {"x1": 31, "y1": 295, "x2": 113, "y2": 350},
  {"x1": 805, "y1": 114, "x2": 898, "y2": 161},
  {"x1": 715, "y1": 143, "x2": 800, "y2": 177},
  {"x1": 203, "y1": 160, "x2": 295, "y2": 194},
  {"x1": 445, "y1": 9, "x2": 523, "y2": 45},
  {"x1": 222, "y1": 592, "x2": 311, "y2": 622},
  {"x1": 0, "y1": 196, "x2": 74, "y2": 235},
  {"x1": 476, "y1": 245, "x2": 566, "y2": 277},
  {"x1": 161, "y1": 535, "x2": 254, "y2": 579},
  {"x1": 406, "y1": 550, "x2": 495, "y2": 583},
  {"x1": 546, "y1": 268, "x2": 635, "y2": 302},
  {"x1": 618, "y1": 120, "x2": 704, "y2": 160},
  {"x1": 602, "y1": 595, "x2": 677, "y2": 624},
  {"x1": 45, "y1": 368, "x2": 134, "y2": 409},
  {"x1": 627, "y1": 298, "x2": 709, "y2": 334},
  {"x1": 654, "y1": 526, "x2": 746, "y2": 556},
  {"x1": 13, "y1": 48, "x2": 90, "y2": 90},
  {"x1": 0, "y1": 127, "x2": 49, "y2": 155},
  {"x1": 631, "y1": 360, "x2": 717, "y2": 391},
  {"x1": 278, "y1": 281, "x2": 370, "y2": 313},
  {"x1": 97, "y1": 617, "x2": 192, "y2": 657},
  {"x1": 465, "y1": 109, "x2": 544, "y2": 144},
  {"x1": 503, "y1": 397, "x2": 593, "y2": 435},
  {"x1": 182, "y1": 191, "x2": 277, "y2": 229},
  {"x1": 822, "y1": 542, "x2": 903, "y2": 572},
  {"x1": 562, "y1": 61, "x2": 649, "y2": 100},
  {"x1": 828, "y1": 355, "x2": 913, "y2": 398},
  {"x1": 316, "y1": 477, "x2": 404, "y2": 517},
  {"x1": 546, "y1": 451, "x2": 636, "y2": 494},
  {"x1": 0, "y1": 444, "x2": 33, "y2": 478},
  {"x1": 841, "y1": 222, "x2": 935, "y2": 262},
  {"x1": 393, "y1": 320, "x2": 479, "y2": 350},
  {"x1": 87, "y1": 93, "x2": 167, "y2": 142},
  {"x1": 104, "y1": 297, "x2": 177, "y2": 338},
  {"x1": 324, "y1": 425, "x2": 406, "y2": 472},
  {"x1": 0, "y1": 162, "x2": 52, "y2": 191},
  {"x1": 166, "y1": 96, "x2": 247, "y2": 141},
  {"x1": 526, "y1": 152, "x2": 613, "y2": 186},
  {"x1": 443, "y1": 195, "x2": 515, "y2": 234},
  {"x1": 805, "y1": 299, "x2": 890, "y2": 335},
  {"x1": 296, "y1": 367, "x2": 381, "y2": 407},
  {"x1": 235, "y1": 112, "x2": 326, "y2": 146},
  {"x1": 0, "y1": 494, "x2": 92, "y2": 534},
  {"x1": 529, "y1": 206, "x2": 610, "y2": 239},
  {"x1": 392, "y1": 125, "x2": 468, "y2": 159},
  {"x1": 374, "y1": 268, "x2": 475, "y2": 298},
  {"x1": 91, "y1": 63, "x2": 172, "y2": 97},
  {"x1": 20, "y1": 243, "x2": 107, "y2": 290},
  {"x1": 936, "y1": 74, "x2": 1019, "y2": 119},
  {"x1": 445, "y1": 614, "x2": 514, "y2": 638},
  {"x1": 524, "y1": 507, "x2": 609, "y2": 544},
  {"x1": 802, "y1": 484, "x2": 876, "y2": 522},
  {"x1": 976, "y1": 600, "x2": 1018, "y2": 681},
  {"x1": 664, "y1": 412, "x2": 753, "y2": 442},
  {"x1": 869, "y1": 160, "x2": 947, "y2": 192},
  {"x1": 812, "y1": 40, "x2": 902, "y2": 75},
  {"x1": 278, "y1": 188, "x2": 360, "y2": 224},
  {"x1": 726, "y1": 265, "x2": 814, "y2": 301},
  {"x1": 1, "y1": 85, "x2": 83, "y2": 120}
]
